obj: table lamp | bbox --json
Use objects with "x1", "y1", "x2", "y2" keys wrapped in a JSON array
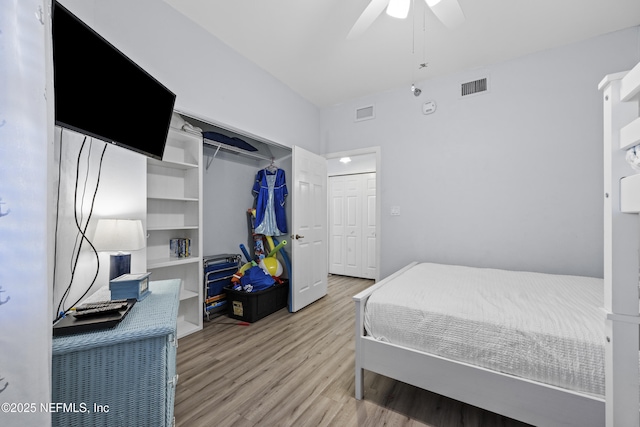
[{"x1": 93, "y1": 219, "x2": 145, "y2": 280}]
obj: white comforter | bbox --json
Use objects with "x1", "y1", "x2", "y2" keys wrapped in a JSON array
[{"x1": 364, "y1": 262, "x2": 606, "y2": 396}]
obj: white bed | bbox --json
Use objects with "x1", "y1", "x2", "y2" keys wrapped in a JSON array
[
  {"x1": 365, "y1": 262, "x2": 606, "y2": 397},
  {"x1": 354, "y1": 61, "x2": 640, "y2": 427},
  {"x1": 354, "y1": 262, "x2": 607, "y2": 426}
]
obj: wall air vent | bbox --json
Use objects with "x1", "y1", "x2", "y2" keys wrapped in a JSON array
[
  {"x1": 461, "y1": 77, "x2": 488, "y2": 97},
  {"x1": 355, "y1": 105, "x2": 375, "y2": 122}
]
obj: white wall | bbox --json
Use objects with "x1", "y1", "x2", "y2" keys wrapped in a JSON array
[
  {"x1": 201, "y1": 152, "x2": 258, "y2": 256},
  {"x1": 59, "y1": 0, "x2": 317, "y2": 271},
  {"x1": 51, "y1": 130, "x2": 147, "y2": 316},
  {"x1": 39, "y1": 2, "x2": 316, "y2": 416},
  {"x1": 327, "y1": 153, "x2": 377, "y2": 176},
  {"x1": 321, "y1": 26, "x2": 640, "y2": 280},
  {"x1": 202, "y1": 148, "x2": 293, "y2": 260},
  {"x1": 59, "y1": 0, "x2": 321, "y2": 153},
  {"x1": 0, "y1": 1, "x2": 52, "y2": 425}
]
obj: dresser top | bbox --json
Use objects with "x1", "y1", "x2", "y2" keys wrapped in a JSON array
[{"x1": 52, "y1": 279, "x2": 181, "y2": 355}]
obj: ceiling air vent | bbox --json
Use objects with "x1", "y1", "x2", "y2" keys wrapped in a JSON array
[
  {"x1": 461, "y1": 77, "x2": 488, "y2": 97},
  {"x1": 355, "y1": 105, "x2": 375, "y2": 122}
]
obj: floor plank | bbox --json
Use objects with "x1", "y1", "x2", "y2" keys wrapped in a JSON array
[{"x1": 174, "y1": 275, "x2": 531, "y2": 427}]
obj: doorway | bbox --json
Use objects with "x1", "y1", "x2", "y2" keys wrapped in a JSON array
[{"x1": 325, "y1": 148, "x2": 380, "y2": 282}]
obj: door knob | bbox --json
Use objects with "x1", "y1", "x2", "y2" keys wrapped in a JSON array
[{"x1": 292, "y1": 234, "x2": 305, "y2": 240}]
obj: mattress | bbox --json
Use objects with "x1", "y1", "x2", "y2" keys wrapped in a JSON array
[{"x1": 364, "y1": 262, "x2": 606, "y2": 396}]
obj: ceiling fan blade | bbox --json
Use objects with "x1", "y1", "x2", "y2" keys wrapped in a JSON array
[
  {"x1": 347, "y1": 0, "x2": 390, "y2": 40},
  {"x1": 425, "y1": 0, "x2": 465, "y2": 29}
]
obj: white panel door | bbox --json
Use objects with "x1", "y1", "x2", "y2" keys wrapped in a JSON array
[
  {"x1": 362, "y1": 173, "x2": 377, "y2": 279},
  {"x1": 329, "y1": 177, "x2": 346, "y2": 275},
  {"x1": 344, "y1": 175, "x2": 362, "y2": 277},
  {"x1": 328, "y1": 173, "x2": 377, "y2": 279},
  {"x1": 291, "y1": 146, "x2": 328, "y2": 312}
]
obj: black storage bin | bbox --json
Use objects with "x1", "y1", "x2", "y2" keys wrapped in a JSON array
[{"x1": 225, "y1": 280, "x2": 289, "y2": 323}]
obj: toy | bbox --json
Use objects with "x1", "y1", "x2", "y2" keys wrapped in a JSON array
[
  {"x1": 265, "y1": 235, "x2": 276, "y2": 253},
  {"x1": 271, "y1": 237, "x2": 293, "y2": 312},
  {"x1": 267, "y1": 239, "x2": 287, "y2": 258},
  {"x1": 259, "y1": 257, "x2": 283, "y2": 277},
  {"x1": 239, "y1": 244, "x2": 253, "y2": 264},
  {"x1": 242, "y1": 208, "x2": 288, "y2": 281}
]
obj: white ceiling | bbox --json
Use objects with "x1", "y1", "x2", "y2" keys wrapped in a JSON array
[{"x1": 164, "y1": 0, "x2": 640, "y2": 107}]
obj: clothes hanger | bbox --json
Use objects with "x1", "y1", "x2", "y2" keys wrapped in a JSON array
[{"x1": 266, "y1": 158, "x2": 278, "y2": 172}]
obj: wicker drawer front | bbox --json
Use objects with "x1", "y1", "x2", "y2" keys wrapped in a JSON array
[
  {"x1": 165, "y1": 332, "x2": 179, "y2": 427},
  {"x1": 52, "y1": 280, "x2": 180, "y2": 427}
]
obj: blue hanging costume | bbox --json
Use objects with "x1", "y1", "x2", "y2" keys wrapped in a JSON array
[{"x1": 252, "y1": 168, "x2": 288, "y2": 236}]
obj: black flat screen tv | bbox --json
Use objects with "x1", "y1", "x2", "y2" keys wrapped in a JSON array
[{"x1": 52, "y1": 2, "x2": 176, "y2": 160}]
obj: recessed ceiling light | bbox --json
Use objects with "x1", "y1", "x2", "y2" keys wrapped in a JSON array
[{"x1": 339, "y1": 157, "x2": 352, "y2": 164}]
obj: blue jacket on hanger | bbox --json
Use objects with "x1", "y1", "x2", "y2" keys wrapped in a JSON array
[{"x1": 252, "y1": 168, "x2": 288, "y2": 236}]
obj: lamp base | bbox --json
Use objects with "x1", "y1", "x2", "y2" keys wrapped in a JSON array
[{"x1": 109, "y1": 253, "x2": 131, "y2": 280}]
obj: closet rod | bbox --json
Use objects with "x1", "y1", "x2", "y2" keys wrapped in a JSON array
[{"x1": 203, "y1": 138, "x2": 272, "y2": 162}]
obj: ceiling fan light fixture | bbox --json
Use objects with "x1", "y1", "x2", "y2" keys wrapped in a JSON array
[
  {"x1": 424, "y1": 0, "x2": 465, "y2": 29},
  {"x1": 386, "y1": 0, "x2": 410, "y2": 19}
]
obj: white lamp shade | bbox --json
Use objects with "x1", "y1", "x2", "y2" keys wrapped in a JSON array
[{"x1": 93, "y1": 219, "x2": 145, "y2": 251}]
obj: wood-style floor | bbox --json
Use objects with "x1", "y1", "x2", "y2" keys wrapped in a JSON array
[{"x1": 174, "y1": 275, "x2": 531, "y2": 427}]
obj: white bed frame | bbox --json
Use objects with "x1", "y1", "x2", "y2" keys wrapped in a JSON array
[{"x1": 354, "y1": 61, "x2": 640, "y2": 427}]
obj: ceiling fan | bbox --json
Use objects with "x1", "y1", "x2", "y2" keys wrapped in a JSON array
[{"x1": 347, "y1": 0, "x2": 465, "y2": 40}]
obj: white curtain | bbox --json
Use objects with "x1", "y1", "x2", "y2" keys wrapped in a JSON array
[{"x1": 0, "y1": 1, "x2": 53, "y2": 426}]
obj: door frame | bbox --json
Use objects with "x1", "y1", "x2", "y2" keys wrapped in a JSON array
[{"x1": 324, "y1": 147, "x2": 381, "y2": 282}]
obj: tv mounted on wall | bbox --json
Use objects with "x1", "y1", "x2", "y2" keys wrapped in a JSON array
[{"x1": 52, "y1": 1, "x2": 176, "y2": 161}]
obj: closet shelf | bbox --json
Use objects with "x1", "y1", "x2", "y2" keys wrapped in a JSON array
[
  {"x1": 147, "y1": 113, "x2": 203, "y2": 339},
  {"x1": 177, "y1": 319, "x2": 200, "y2": 338},
  {"x1": 180, "y1": 288, "x2": 198, "y2": 301},
  {"x1": 147, "y1": 225, "x2": 199, "y2": 231},
  {"x1": 203, "y1": 138, "x2": 273, "y2": 162},
  {"x1": 148, "y1": 157, "x2": 198, "y2": 170},
  {"x1": 175, "y1": 109, "x2": 291, "y2": 171},
  {"x1": 147, "y1": 196, "x2": 199, "y2": 202},
  {"x1": 148, "y1": 256, "x2": 200, "y2": 269}
]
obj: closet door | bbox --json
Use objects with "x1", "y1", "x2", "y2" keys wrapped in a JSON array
[
  {"x1": 362, "y1": 173, "x2": 377, "y2": 279},
  {"x1": 344, "y1": 175, "x2": 363, "y2": 277},
  {"x1": 329, "y1": 177, "x2": 346, "y2": 275},
  {"x1": 329, "y1": 173, "x2": 376, "y2": 278},
  {"x1": 291, "y1": 146, "x2": 328, "y2": 312}
]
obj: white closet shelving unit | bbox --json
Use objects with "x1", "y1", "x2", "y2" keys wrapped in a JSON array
[{"x1": 147, "y1": 124, "x2": 203, "y2": 338}]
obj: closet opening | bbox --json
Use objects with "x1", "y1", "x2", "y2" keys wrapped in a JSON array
[
  {"x1": 174, "y1": 111, "x2": 330, "y2": 314},
  {"x1": 175, "y1": 112, "x2": 292, "y2": 261}
]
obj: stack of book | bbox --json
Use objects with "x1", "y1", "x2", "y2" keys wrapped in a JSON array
[{"x1": 170, "y1": 237, "x2": 191, "y2": 258}]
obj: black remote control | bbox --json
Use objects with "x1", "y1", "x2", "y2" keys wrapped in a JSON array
[
  {"x1": 75, "y1": 299, "x2": 128, "y2": 311},
  {"x1": 73, "y1": 302, "x2": 128, "y2": 318}
]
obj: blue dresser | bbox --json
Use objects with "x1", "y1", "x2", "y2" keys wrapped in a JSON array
[{"x1": 52, "y1": 279, "x2": 181, "y2": 427}]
